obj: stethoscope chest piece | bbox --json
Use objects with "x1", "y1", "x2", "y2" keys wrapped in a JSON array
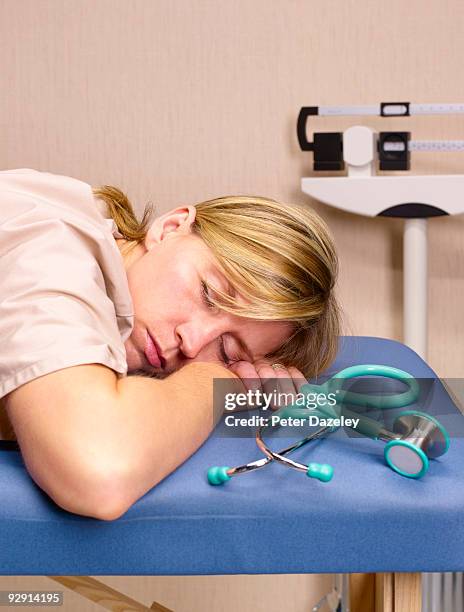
[{"x1": 384, "y1": 411, "x2": 450, "y2": 478}]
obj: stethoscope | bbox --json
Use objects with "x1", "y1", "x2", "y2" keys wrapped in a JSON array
[{"x1": 207, "y1": 365, "x2": 450, "y2": 485}]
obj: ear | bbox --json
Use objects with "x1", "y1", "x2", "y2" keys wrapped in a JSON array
[{"x1": 144, "y1": 205, "x2": 196, "y2": 250}]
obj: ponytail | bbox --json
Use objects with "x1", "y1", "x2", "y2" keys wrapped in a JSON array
[{"x1": 92, "y1": 185, "x2": 153, "y2": 243}]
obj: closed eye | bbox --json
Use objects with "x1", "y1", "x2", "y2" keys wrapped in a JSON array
[
  {"x1": 201, "y1": 280, "x2": 215, "y2": 309},
  {"x1": 201, "y1": 280, "x2": 232, "y2": 365}
]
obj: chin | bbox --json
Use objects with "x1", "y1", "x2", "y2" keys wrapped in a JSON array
[
  {"x1": 124, "y1": 339, "x2": 144, "y2": 370},
  {"x1": 127, "y1": 368, "x2": 168, "y2": 380}
]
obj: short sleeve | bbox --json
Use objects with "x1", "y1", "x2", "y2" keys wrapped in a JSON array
[{"x1": 0, "y1": 169, "x2": 134, "y2": 399}]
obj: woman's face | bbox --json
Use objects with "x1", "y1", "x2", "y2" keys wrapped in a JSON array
[{"x1": 122, "y1": 206, "x2": 293, "y2": 377}]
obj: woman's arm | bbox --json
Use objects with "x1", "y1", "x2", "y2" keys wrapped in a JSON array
[{"x1": 4, "y1": 362, "x2": 239, "y2": 520}]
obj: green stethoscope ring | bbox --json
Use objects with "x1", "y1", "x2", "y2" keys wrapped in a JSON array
[
  {"x1": 384, "y1": 410, "x2": 450, "y2": 479},
  {"x1": 396, "y1": 410, "x2": 450, "y2": 456},
  {"x1": 385, "y1": 440, "x2": 429, "y2": 479}
]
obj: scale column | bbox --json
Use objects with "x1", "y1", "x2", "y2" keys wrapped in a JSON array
[{"x1": 403, "y1": 218, "x2": 428, "y2": 359}]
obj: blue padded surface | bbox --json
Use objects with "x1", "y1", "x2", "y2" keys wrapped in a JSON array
[{"x1": 1, "y1": 336, "x2": 463, "y2": 575}]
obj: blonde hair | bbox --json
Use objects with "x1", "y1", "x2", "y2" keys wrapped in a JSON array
[
  {"x1": 93, "y1": 187, "x2": 341, "y2": 378},
  {"x1": 92, "y1": 185, "x2": 152, "y2": 256}
]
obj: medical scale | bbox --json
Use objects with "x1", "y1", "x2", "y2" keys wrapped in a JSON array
[{"x1": 298, "y1": 101, "x2": 464, "y2": 359}]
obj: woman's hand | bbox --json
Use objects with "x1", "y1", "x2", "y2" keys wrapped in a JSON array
[{"x1": 229, "y1": 359, "x2": 308, "y2": 410}]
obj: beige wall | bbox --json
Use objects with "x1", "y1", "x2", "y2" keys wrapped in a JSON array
[
  {"x1": 1, "y1": 0, "x2": 463, "y2": 608},
  {"x1": 1, "y1": 0, "x2": 463, "y2": 376}
]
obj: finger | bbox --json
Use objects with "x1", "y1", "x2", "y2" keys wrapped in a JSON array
[
  {"x1": 255, "y1": 363, "x2": 296, "y2": 410},
  {"x1": 256, "y1": 363, "x2": 280, "y2": 409},
  {"x1": 229, "y1": 360, "x2": 262, "y2": 393},
  {"x1": 272, "y1": 367, "x2": 300, "y2": 406},
  {"x1": 288, "y1": 366, "x2": 309, "y2": 394}
]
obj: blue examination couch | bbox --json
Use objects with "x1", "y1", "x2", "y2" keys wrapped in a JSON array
[{"x1": 1, "y1": 336, "x2": 463, "y2": 576}]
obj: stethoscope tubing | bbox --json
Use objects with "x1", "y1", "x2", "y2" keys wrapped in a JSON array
[{"x1": 304, "y1": 364, "x2": 420, "y2": 411}]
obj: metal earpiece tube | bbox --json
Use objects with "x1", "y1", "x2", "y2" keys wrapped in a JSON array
[
  {"x1": 255, "y1": 424, "x2": 334, "y2": 482},
  {"x1": 207, "y1": 426, "x2": 331, "y2": 485}
]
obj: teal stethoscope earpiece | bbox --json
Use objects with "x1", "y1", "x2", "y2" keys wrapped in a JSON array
[
  {"x1": 208, "y1": 365, "x2": 450, "y2": 485},
  {"x1": 207, "y1": 466, "x2": 232, "y2": 486}
]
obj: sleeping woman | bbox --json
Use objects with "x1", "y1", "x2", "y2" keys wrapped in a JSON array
[{"x1": 0, "y1": 168, "x2": 340, "y2": 520}]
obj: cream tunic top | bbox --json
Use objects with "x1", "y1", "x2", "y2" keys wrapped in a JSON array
[{"x1": 0, "y1": 168, "x2": 134, "y2": 400}]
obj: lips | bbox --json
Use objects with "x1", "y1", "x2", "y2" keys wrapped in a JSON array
[{"x1": 145, "y1": 332, "x2": 164, "y2": 369}]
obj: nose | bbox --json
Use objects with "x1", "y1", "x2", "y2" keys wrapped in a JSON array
[{"x1": 175, "y1": 315, "x2": 227, "y2": 360}]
